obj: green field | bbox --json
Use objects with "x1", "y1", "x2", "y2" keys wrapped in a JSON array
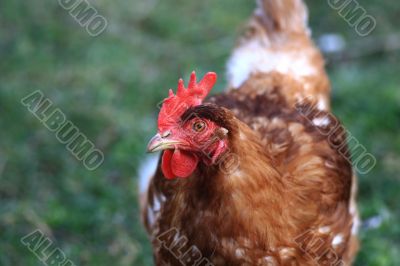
[{"x1": 1, "y1": 0, "x2": 399, "y2": 265}]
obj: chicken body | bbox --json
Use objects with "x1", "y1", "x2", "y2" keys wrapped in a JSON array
[{"x1": 141, "y1": 0, "x2": 359, "y2": 265}]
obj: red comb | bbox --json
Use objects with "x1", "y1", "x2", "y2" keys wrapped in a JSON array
[{"x1": 158, "y1": 71, "x2": 217, "y2": 132}]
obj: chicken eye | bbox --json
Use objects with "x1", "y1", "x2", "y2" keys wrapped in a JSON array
[{"x1": 192, "y1": 121, "x2": 206, "y2": 132}]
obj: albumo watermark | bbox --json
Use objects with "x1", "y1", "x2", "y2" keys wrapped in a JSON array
[
  {"x1": 296, "y1": 98, "x2": 376, "y2": 175},
  {"x1": 328, "y1": 0, "x2": 377, "y2": 37},
  {"x1": 21, "y1": 90, "x2": 104, "y2": 171},
  {"x1": 295, "y1": 229, "x2": 345, "y2": 266},
  {"x1": 157, "y1": 227, "x2": 215, "y2": 266},
  {"x1": 58, "y1": 0, "x2": 108, "y2": 37},
  {"x1": 21, "y1": 229, "x2": 76, "y2": 266}
]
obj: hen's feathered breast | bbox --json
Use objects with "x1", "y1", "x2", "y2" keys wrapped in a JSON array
[
  {"x1": 142, "y1": 0, "x2": 360, "y2": 263},
  {"x1": 143, "y1": 72, "x2": 359, "y2": 265},
  {"x1": 207, "y1": 72, "x2": 359, "y2": 264}
]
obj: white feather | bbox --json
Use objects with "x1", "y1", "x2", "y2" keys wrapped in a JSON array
[
  {"x1": 138, "y1": 154, "x2": 160, "y2": 194},
  {"x1": 332, "y1": 234, "x2": 344, "y2": 246},
  {"x1": 227, "y1": 39, "x2": 317, "y2": 89},
  {"x1": 313, "y1": 117, "x2": 330, "y2": 127}
]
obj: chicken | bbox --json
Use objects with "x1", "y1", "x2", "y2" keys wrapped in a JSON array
[{"x1": 139, "y1": 0, "x2": 359, "y2": 265}]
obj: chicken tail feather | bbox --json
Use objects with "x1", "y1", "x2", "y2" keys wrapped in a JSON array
[
  {"x1": 226, "y1": 0, "x2": 331, "y2": 110},
  {"x1": 255, "y1": 0, "x2": 309, "y2": 35}
]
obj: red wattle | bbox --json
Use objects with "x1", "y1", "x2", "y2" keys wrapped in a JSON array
[
  {"x1": 161, "y1": 150, "x2": 175, "y2": 179},
  {"x1": 171, "y1": 150, "x2": 199, "y2": 178},
  {"x1": 161, "y1": 150, "x2": 199, "y2": 179}
]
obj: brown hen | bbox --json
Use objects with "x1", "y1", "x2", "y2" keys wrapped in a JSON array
[{"x1": 139, "y1": 0, "x2": 359, "y2": 265}]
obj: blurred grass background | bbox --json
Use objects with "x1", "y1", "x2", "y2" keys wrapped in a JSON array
[{"x1": 0, "y1": 0, "x2": 399, "y2": 265}]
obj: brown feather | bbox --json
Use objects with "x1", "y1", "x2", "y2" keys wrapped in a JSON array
[{"x1": 141, "y1": 0, "x2": 359, "y2": 264}]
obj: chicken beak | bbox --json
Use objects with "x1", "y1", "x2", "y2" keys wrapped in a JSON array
[{"x1": 147, "y1": 133, "x2": 181, "y2": 153}]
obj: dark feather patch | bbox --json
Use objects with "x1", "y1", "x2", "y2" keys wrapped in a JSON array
[{"x1": 180, "y1": 104, "x2": 235, "y2": 133}]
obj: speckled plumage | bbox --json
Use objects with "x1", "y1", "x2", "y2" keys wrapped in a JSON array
[{"x1": 140, "y1": 0, "x2": 359, "y2": 265}]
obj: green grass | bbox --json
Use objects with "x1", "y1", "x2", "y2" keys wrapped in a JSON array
[{"x1": 0, "y1": 0, "x2": 399, "y2": 265}]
